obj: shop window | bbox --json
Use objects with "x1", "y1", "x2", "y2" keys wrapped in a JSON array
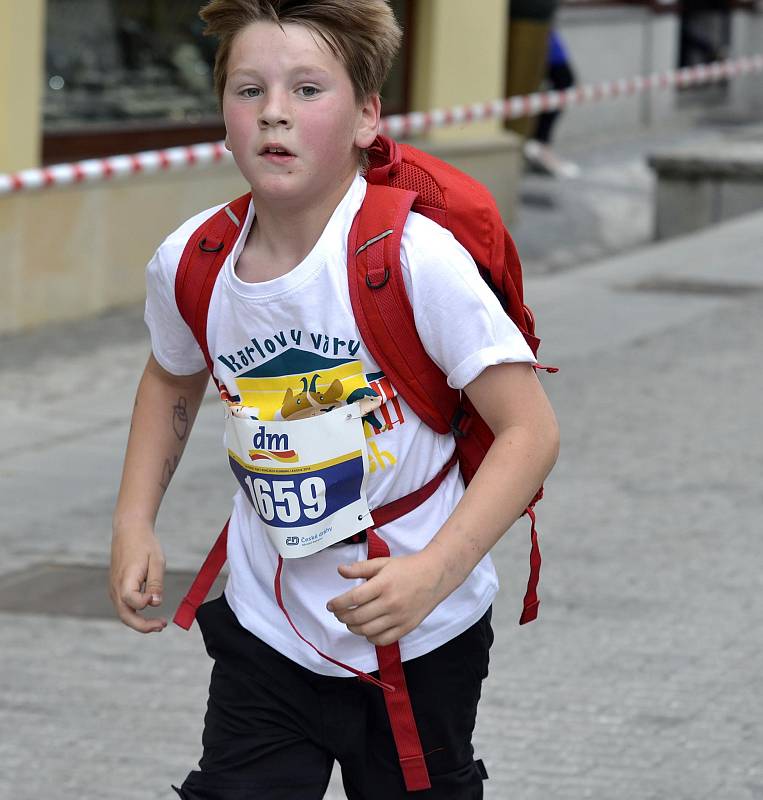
[{"x1": 42, "y1": 0, "x2": 415, "y2": 164}]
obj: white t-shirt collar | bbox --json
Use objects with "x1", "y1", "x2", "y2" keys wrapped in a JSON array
[{"x1": 225, "y1": 173, "x2": 367, "y2": 300}]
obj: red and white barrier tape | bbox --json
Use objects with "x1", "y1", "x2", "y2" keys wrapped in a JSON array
[
  {"x1": 2, "y1": 55, "x2": 761, "y2": 196},
  {"x1": 381, "y1": 54, "x2": 763, "y2": 138},
  {"x1": 0, "y1": 141, "x2": 231, "y2": 196}
]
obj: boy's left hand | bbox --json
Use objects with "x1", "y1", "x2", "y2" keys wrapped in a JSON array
[{"x1": 327, "y1": 550, "x2": 447, "y2": 646}]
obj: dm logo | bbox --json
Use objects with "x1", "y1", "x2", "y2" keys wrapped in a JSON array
[
  {"x1": 249, "y1": 425, "x2": 299, "y2": 463},
  {"x1": 285, "y1": 536, "x2": 299, "y2": 546}
]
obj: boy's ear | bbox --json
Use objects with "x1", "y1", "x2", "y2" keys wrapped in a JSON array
[
  {"x1": 225, "y1": 132, "x2": 231, "y2": 152},
  {"x1": 355, "y1": 94, "x2": 381, "y2": 150}
]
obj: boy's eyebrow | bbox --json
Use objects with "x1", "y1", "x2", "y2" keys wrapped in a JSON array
[
  {"x1": 291, "y1": 65, "x2": 332, "y2": 76},
  {"x1": 228, "y1": 65, "x2": 332, "y2": 81}
]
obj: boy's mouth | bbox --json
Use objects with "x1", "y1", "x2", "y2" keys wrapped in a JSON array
[{"x1": 259, "y1": 143, "x2": 296, "y2": 162}]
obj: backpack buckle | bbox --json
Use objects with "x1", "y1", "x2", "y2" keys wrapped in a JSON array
[
  {"x1": 366, "y1": 268, "x2": 390, "y2": 289},
  {"x1": 450, "y1": 407, "x2": 472, "y2": 438},
  {"x1": 199, "y1": 237, "x2": 224, "y2": 253},
  {"x1": 330, "y1": 530, "x2": 368, "y2": 547}
]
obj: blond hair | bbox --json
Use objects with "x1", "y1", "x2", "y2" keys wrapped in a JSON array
[{"x1": 199, "y1": 0, "x2": 402, "y2": 107}]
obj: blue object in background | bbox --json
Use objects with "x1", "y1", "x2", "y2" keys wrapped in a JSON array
[{"x1": 548, "y1": 30, "x2": 570, "y2": 68}]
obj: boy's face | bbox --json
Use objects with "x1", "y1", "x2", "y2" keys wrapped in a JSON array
[{"x1": 223, "y1": 21, "x2": 380, "y2": 210}]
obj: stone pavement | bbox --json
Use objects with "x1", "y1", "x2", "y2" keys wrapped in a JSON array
[{"x1": 1, "y1": 204, "x2": 762, "y2": 799}]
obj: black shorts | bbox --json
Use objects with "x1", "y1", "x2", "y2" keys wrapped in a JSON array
[{"x1": 173, "y1": 593, "x2": 493, "y2": 799}]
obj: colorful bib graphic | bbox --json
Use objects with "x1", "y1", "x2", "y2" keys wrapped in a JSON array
[
  {"x1": 218, "y1": 342, "x2": 409, "y2": 553},
  {"x1": 225, "y1": 347, "x2": 405, "y2": 437},
  {"x1": 225, "y1": 404, "x2": 372, "y2": 557}
]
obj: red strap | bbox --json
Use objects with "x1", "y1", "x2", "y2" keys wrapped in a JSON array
[
  {"x1": 371, "y1": 452, "x2": 457, "y2": 528},
  {"x1": 175, "y1": 194, "x2": 251, "y2": 379},
  {"x1": 272, "y1": 534, "x2": 431, "y2": 791},
  {"x1": 270, "y1": 455, "x2": 456, "y2": 665},
  {"x1": 348, "y1": 184, "x2": 457, "y2": 435},
  {"x1": 518, "y1": 506, "x2": 541, "y2": 625},
  {"x1": 349, "y1": 185, "x2": 544, "y2": 627},
  {"x1": 367, "y1": 529, "x2": 431, "y2": 792},
  {"x1": 173, "y1": 519, "x2": 230, "y2": 630},
  {"x1": 273, "y1": 555, "x2": 392, "y2": 691},
  {"x1": 534, "y1": 363, "x2": 559, "y2": 374}
]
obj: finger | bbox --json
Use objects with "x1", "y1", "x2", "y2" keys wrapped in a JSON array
[
  {"x1": 116, "y1": 600, "x2": 167, "y2": 634},
  {"x1": 366, "y1": 624, "x2": 405, "y2": 647},
  {"x1": 336, "y1": 559, "x2": 388, "y2": 580},
  {"x1": 333, "y1": 597, "x2": 388, "y2": 626},
  {"x1": 144, "y1": 551, "x2": 165, "y2": 606},
  {"x1": 327, "y1": 577, "x2": 383, "y2": 614},
  {"x1": 114, "y1": 559, "x2": 150, "y2": 612},
  {"x1": 121, "y1": 584, "x2": 150, "y2": 612},
  {"x1": 346, "y1": 613, "x2": 395, "y2": 639}
]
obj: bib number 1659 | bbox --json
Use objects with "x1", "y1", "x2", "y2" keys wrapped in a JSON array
[{"x1": 243, "y1": 475, "x2": 327, "y2": 524}]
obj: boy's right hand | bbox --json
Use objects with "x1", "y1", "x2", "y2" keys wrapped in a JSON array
[{"x1": 109, "y1": 527, "x2": 168, "y2": 633}]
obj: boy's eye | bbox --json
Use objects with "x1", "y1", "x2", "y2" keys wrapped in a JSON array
[
  {"x1": 241, "y1": 87, "x2": 262, "y2": 98},
  {"x1": 298, "y1": 85, "x2": 320, "y2": 98}
]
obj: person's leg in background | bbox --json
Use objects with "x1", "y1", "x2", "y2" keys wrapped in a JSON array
[
  {"x1": 534, "y1": 62, "x2": 574, "y2": 147},
  {"x1": 523, "y1": 31, "x2": 581, "y2": 179}
]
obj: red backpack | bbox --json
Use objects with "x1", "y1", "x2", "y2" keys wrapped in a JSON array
[{"x1": 171, "y1": 134, "x2": 555, "y2": 792}]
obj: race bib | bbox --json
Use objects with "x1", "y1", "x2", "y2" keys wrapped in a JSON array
[{"x1": 225, "y1": 403, "x2": 373, "y2": 558}]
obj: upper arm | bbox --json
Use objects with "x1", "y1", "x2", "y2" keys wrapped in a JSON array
[
  {"x1": 144, "y1": 352, "x2": 210, "y2": 393},
  {"x1": 463, "y1": 362, "x2": 559, "y2": 447}
]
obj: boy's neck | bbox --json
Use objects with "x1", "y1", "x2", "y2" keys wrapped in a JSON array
[{"x1": 236, "y1": 170, "x2": 358, "y2": 284}]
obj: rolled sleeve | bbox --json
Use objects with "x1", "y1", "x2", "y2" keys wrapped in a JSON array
[
  {"x1": 400, "y1": 213, "x2": 536, "y2": 388},
  {"x1": 448, "y1": 344, "x2": 536, "y2": 390},
  {"x1": 144, "y1": 246, "x2": 207, "y2": 376}
]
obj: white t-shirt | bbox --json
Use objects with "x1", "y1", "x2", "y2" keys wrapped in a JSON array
[{"x1": 145, "y1": 173, "x2": 535, "y2": 676}]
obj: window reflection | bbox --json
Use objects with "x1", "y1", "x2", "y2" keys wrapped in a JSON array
[{"x1": 43, "y1": 0, "x2": 413, "y2": 160}]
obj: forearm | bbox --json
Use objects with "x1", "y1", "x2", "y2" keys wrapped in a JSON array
[
  {"x1": 328, "y1": 420, "x2": 558, "y2": 646},
  {"x1": 423, "y1": 362, "x2": 560, "y2": 600},
  {"x1": 113, "y1": 354, "x2": 208, "y2": 533},
  {"x1": 424, "y1": 421, "x2": 559, "y2": 599}
]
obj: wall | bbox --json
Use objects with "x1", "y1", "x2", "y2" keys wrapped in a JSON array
[
  {"x1": 0, "y1": 0, "x2": 45, "y2": 172},
  {"x1": 409, "y1": 0, "x2": 523, "y2": 226},
  {"x1": 0, "y1": 165, "x2": 247, "y2": 334},
  {"x1": 411, "y1": 0, "x2": 508, "y2": 141}
]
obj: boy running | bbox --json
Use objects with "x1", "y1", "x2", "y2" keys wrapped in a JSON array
[{"x1": 110, "y1": 2, "x2": 559, "y2": 797}]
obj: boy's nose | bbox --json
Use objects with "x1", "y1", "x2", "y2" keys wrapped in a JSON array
[
  {"x1": 258, "y1": 112, "x2": 291, "y2": 129},
  {"x1": 258, "y1": 93, "x2": 292, "y2": 129}
]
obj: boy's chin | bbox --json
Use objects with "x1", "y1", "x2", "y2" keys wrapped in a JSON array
[
  {"x1": 249, "y1": 170, "x2": 352, "y2": 206},
  {"x1": 249, "y1": 175, "x2": 306, "y2": 201}
]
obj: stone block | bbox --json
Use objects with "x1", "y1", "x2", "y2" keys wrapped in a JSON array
[
  {"x1": 653, "y1": 177, "x2": 718, "y2": 240},
  {"x1": 649, "y1": 138, "x2": 763, "y2": 239},
  {"x1": 718, "y1": 179, "x2": 763, "y2": 222}
]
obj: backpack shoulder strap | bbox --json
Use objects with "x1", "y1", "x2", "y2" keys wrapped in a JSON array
[
  {"x1": 175, "y1": 193, "x2": 251, "y2": 377},
  {"x1": 348, "y1": 183, "x2": 459, "y2": 435}
]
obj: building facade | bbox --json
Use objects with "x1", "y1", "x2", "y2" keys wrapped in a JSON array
[{"x1": 1, "y1": 0, "x2": 762, "y2": 332}]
